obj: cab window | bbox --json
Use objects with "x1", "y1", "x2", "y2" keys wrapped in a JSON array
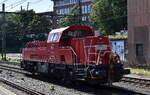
[
  {"x1": 61, "y1": 30, "x2": 86, "y2": 40},
  {"x1": 49, "y1": 33, "x2": 59, "y2": 42}
]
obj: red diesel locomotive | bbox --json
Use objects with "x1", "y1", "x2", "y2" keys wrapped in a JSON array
[{"x1": 21, "y1": 26, "x2": 130, "y2": 84}]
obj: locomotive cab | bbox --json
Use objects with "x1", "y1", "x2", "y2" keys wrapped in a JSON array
[
  {"x1": 47, "y1": 26, "x2": 93, "y2": 45},
  {"x1": 60, "y1": 30, "x2": 87, "y2": 46}
]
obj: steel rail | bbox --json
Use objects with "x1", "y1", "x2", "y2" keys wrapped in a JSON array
[
  {"x1": 0, "y1": 64, "x2": 30, "y2": 75},
  {"x1": 0, "y1": 78, "x2": 45, "y2": 95},
  {"x1": 0, "y1": 61, "x2": 20, "y2": 65},
  {"x1": 1, "y1": 61, "x2": 150, "y2": 85},
  {"x1": 0, "y1": 61, "x2": 149, "y2": 93},
  {"x1": 0, "y1": 64, "x2": 22, "y2": 70},
  {"x1": 121, "y1": 76, "x2": 150, "y2": 86},
  {"x1": 100, "y1": 85, "x2": 146, "y2": 95}
]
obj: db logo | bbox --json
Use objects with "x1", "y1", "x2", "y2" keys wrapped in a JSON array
[{"x1": 50, "y1": 56, "x2": 56, "y2": 63}]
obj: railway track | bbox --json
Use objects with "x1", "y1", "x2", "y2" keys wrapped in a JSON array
[
  {"x1": 0, "y1": 61, "x2": 20, "y2": 65},
  {"x1": 0, "y1": 64, "x2": 30, "y2": 75},
  {"x1": 0, "y1": 78, "x2": 45, "y2": 95},
  {"x1": 0, "y1": 61, "x2": 149, "y2": 95},
  {"x1": 0, "y1": 64, "x2": 22, "y2": 70},
  {"x1": 121, "y1": 76, "x2": 150, "y2": 87},
  {"x1": 1, "y1": 61, "x2": 150, "y2": 87},
  {"x1": 100, "y1": 85, "x2": 146, "y2": 95}
]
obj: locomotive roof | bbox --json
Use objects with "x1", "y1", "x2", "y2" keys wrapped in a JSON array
[
  {"x1": 47, "y1": 26, "x2": 93, "y2": 43},
  {"x1": 50, "y1": 26, "x2": 93, "y2": 34}
]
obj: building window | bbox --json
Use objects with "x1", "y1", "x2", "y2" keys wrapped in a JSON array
[
  {"x1": 136, "y1": 44, "x2": 144, "y2": 56},
  {"x1": 56, "y1": 10, "x2": 59, "y2": 14},
  {"x1": 55, "y1": 0, "x2": 91, "y2": 7},
  {"x1": 56, "y1": 19, "x2": 59, "y2": 24},
  {"x1": 81, "y1": 5, "x2": 91, "y2": 14},
  {"x1": 81, "y1": 0, "x2": 91, "y2": 2},
  {"x1": 87, "y1": 5, "x2": 91, "y2": 13},
  {"x1": 82, "y1": 16, "x2": 88, "y2": 21},
  {"x1": 82, "y1": 5, "x2": 87, "y2": 14}
]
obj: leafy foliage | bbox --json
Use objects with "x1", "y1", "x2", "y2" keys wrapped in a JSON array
[
  {"x1": 91, "y1": 0, "x2": 127, "y2": 35},
  {"x1": 0, "y1": 10, "x2": 52, "y2": 52},
  {"x1": 109, "y1": 35, "x2": 127, "y2": 40},
  {"x1": 6, "y1": 10, "x2": 51, "y2": 35},
  {"x1": 60, "y1": 4, "x2": 82, "y2": 26}
]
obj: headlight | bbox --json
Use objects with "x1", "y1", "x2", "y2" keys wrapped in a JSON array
[
  {"x1": 117, "y1": 60, "x2": 120, "y2": 63},
  {"x1": 99, "y1": 59, "x2": 103, "y2": 64},
  {"x1": 95, "y1": 71, "x2": 99, "y2": 75}
]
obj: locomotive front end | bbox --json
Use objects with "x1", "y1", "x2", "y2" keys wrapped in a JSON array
[{"x1": 85, "y1": 36, "x2": 130, "y2": 83}]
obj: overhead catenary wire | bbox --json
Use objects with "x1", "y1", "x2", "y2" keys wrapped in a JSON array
[
  {"x1": 0, "y1": 0, "x2": 7, "y2": 8},
  {"x1": 0, "y1": 0, "x2": 8, "y2": 5},
  {"x1": 45, "y1": 2, "x2": 53, "y2": 12},
  {"x1": 5, "y1": 0, "x2": 51, "y2": 12},
  {"x1": 30, "y1": 0, "x2": 43, "y2": 4},
  {"x1": 6, "y1": 0, "x2": 27, "y2": 8},
  {"x1": 6, "y1": 0, "x2": 28, "y2": 11}
]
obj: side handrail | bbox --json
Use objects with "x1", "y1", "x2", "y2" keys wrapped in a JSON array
[{"x1": 69, "y1": 46, "x2": 77, "y2": 63}]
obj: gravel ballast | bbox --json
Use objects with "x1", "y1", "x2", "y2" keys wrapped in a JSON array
[
  {"x1": 114, "y1": 81, "x2": 150, "y2": 95},
  {"x1": 0, "y1": 82, "x2": 28, "y2": 95},
  {"x1": 0, "y1": 64, "x2": 148, "y2": 95}
]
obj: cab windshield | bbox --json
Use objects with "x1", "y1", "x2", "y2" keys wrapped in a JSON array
[{"x1": 61, "y1": 30, "x2": 86, "y2": 39}]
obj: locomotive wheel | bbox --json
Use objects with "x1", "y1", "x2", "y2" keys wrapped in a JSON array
[
  {"x1": 20, "y1": 61, "x2": 25, "y2": 69},
  {"x1": 20, "y1": 61, "x2": 23, "y2": 68},
  {"x1": 107, "y1": 80, "x2": 113, "y2": 86},
  {"x1": 32, "y1": 65, "x2": 38, "y2": 75}
]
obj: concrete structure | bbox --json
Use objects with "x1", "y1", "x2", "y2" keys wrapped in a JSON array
[
  {"x1": 52, "y1": 0, "x2": 92, "y2": 28},
  {"x1": 128, "y1": 0, "x2": 150, "y2": 66}
]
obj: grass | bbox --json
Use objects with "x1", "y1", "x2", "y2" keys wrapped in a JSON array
[
  {"x1": 0, "y1": 57, "x2": 21, "y2": 63},
  {"x1": 109, "y1": 35, "x2": 127, "y2": 40},
  {"x1": 6, "y1": 57, "x2": 22, "y2": 63},
  {"x1": 128, "y1": 68, "x2": 150, "y2": 76}
]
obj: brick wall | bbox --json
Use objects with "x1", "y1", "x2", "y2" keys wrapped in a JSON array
[{"x1": 128, "y1": 0, "x2": 150, "y2": 66}]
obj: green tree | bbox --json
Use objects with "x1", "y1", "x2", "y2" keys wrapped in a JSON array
[
  {"x1": 0, "y1": 10, "x2": 52, "y2": 52},
  {"x1": 60, "y1": 3, "x2": 82, "y2": 26},
  {"x1": 91, "y1": 0, "x2": 127, "y2": 35},
  {"x1": 8, "y1": 10, "x2": 51, "y2": 35}
]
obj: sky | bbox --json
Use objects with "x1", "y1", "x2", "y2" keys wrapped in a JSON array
[{"x1": 0, "y1": 0, "x2": 53, "y2": 13}]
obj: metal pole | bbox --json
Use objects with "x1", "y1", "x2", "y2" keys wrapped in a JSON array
[
  {"x1": 51, "y1": 14, "x2": 54, "y2": 29},
  {"x1": 27, "y1": 2, "x2": 29, "y2": 11},
  {"x1": 21, "y1": 6, "x2": 23, "y2": 11},
  {"x1": 77, "y1": 0, "x2": 82, "y2": 25},
  {"x1": 1, "y1": 3, "x2": 6, "y2": 61}
]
